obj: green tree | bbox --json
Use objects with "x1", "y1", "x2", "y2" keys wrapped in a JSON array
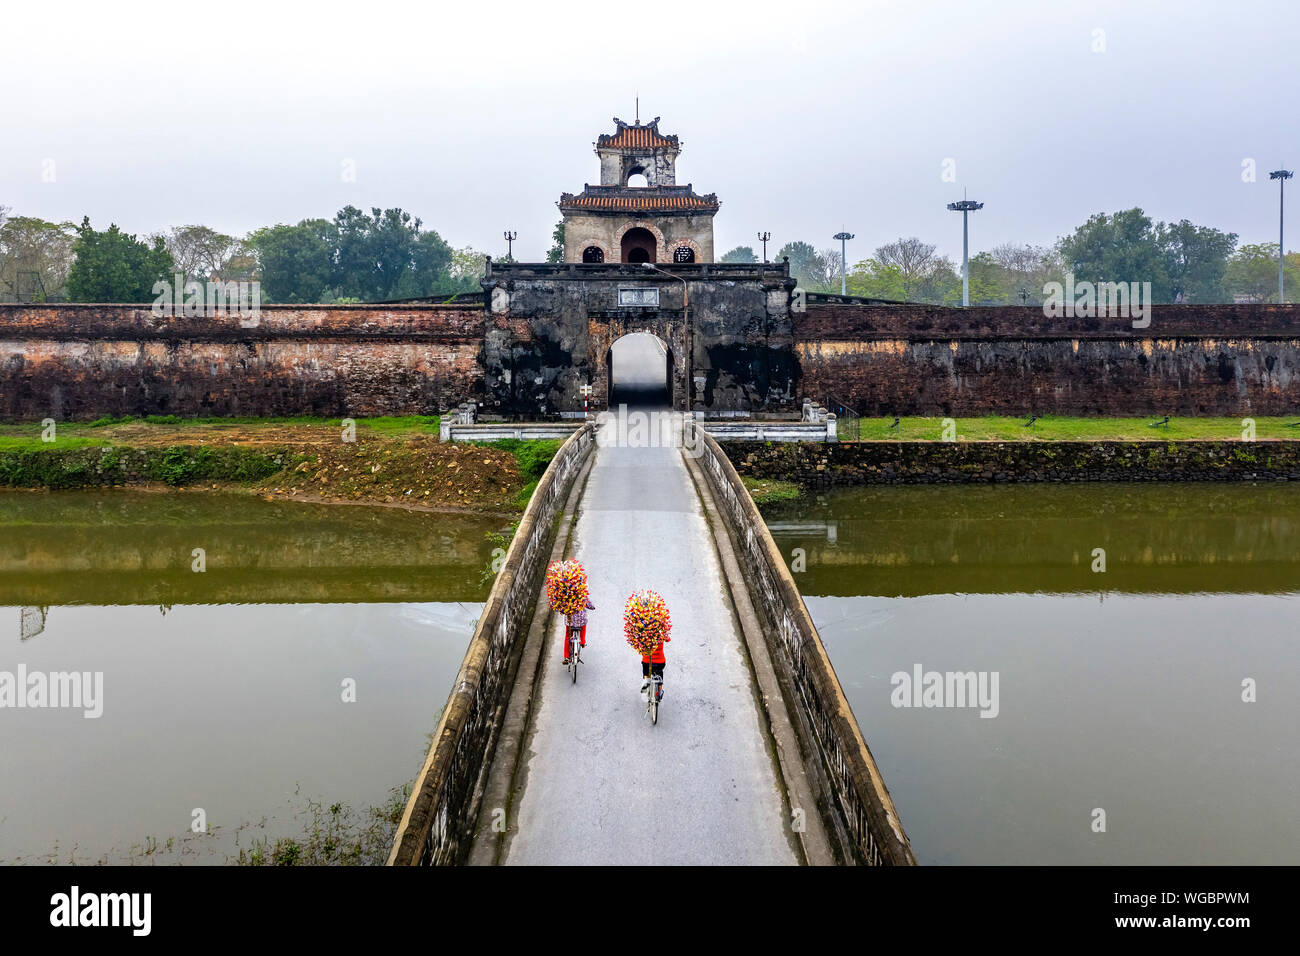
[
  {"x1": 1059, "y1": 208, "x2": 1171, "y2": 301},
  {"x1": 330, "y1": 206, "x2": 453, "y2": 301},
  {"x1": 776, "y1": 240, "x2": 831, "y2": 290},
  {"x1": 965, "y1": 252, "x2": 1008, "y2": 305},
  {"x1": 0, "y1": 216, "x2": 78, "y2": 301},
  {"x1": 66, "y1": 218, "x2": 174, "y2": 303},
  {"x1": 247, "y1": 220, "x2": 335, "y2": 303},
  {"x1": 986, "y1": 243, "x2": 1065, "y2": 304},
  {"x1": 862, "y1": 237, "x2": 957, "y2": 302},
  {"x1": 160, "y1": 225, "x2": 238, "y2": 285},
  {"x1": 720, "y1": 245, "x2": 758, "y2": 263},
  {"x1": 846, "y1": 259, "x2": 907, "y2": 301},
  {"x1": 546, "y1": 222, "x2": 565, "y2": 263},
  {"x1": 446, "y1": 246, "x2": 488, "y2": 292},
  {"x1": 389, "y1": 228, "x2": 456, "y2": 298},
  {"x1": 1158, "y1": 219, "x2": 1238, "y2": 303},
  {"x1": 1225, "y1": 242, "x2": 1300, "y2": 302}
]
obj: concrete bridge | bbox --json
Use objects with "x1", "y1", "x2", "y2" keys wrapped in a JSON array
[{"x1": 388, "y1": 353, "x2": 915, "y2": 866}]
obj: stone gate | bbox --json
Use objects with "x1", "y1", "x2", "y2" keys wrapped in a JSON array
[{"x1": 481, "y1": 260, "x2": 799, "y2": 416}]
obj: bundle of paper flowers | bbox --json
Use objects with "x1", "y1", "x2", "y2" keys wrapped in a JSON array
[
  {"x1": 623, "y1": 589, "x2": 672, "y2": 657},
  {"x1": 545, "y1": 559, "x2": 589, "y2": 616}
]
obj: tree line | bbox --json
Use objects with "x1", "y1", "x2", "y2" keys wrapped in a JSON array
[
  {"x1": 0, "y1": 205, "x2": 492, "y2": 304},
  {"x1": 2, "y1": 203, "x2": 1295, "y2": 305},
  {"x1": 720, "y1": 208, "x2": 1299, "y2": 305}
]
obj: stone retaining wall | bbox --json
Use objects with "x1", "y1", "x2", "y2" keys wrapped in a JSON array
[
  {"x1": 728, "y1": 439, "x2": 1300, "y2": 486},
  {"x1": 686, "y1": 420, "x2": 916, "y2": 865}
]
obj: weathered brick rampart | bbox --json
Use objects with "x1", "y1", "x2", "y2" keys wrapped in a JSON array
[
  {"x1": 0, "y1": 304, "x2": 486, "y2": 419},
  {"x1": 8, "y1": 299, "x2": 1300, "y2": 420},
  {"x1": 794, "y1": 303, "x2": 1300, "y2": 416}
]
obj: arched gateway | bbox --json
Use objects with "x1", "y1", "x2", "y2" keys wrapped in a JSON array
[{"x1": 481, "y1": 259, "x2": 797, "y2": 417}]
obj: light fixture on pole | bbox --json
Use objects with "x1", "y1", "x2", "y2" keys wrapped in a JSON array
[
  {"x1": 947, "y1": 199, "x2": 983, "y2": 307},
  {"x1": 833, "y1": 232, "x2": 854, "y2": 296},
  {"x1": 757, "y1": 232, "x2": 771, "y2": 264},
  {"x1": 503, "y1": 231, "x2": 517, "y2": 261},
  {"x1": 1269, "y1": 170, "x2": 1293, "y2": 303}
]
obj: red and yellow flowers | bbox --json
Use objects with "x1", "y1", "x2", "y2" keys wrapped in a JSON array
[
  {"x1": 623, "y1": 589, "x2": 671, "y2": 657},
  {"x1": 545, "y1": 559, "x2": 589, "y2": 616}
]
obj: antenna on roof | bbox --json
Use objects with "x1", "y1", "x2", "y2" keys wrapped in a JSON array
[{"x1": 635, "y1": 95, "x2": 639, "y2": 124}]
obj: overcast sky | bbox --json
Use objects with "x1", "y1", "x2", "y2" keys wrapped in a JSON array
[{"x1": 3, "y1": 0, "x2": 1296, "y2": 264}]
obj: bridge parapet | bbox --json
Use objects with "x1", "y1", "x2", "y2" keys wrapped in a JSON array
[
  {"x1": 388, "y1": 423, "x2": 595, "y2": 865},
  {"x1": 685, "y1": 419, "x2": 916, "y2": 865}
]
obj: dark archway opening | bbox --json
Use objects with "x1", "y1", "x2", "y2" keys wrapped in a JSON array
[
  {"x1": 582, "y1": 245, "x2": 605, "y2": 263},
  {"x1": 673, "y1": 246, "x2": 695, "y2": 263},
  {"x1": 607, "y1": 332, "x2": 671, "y2": 408},
  {"x1": 621, "y1": 227, "x2": 656, "y2": 264}
]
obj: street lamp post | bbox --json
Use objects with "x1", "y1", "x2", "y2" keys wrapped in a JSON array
[
  {"x1": 946, "y1": 199, "x2": 984, "y2": 307},
  {"x1": 1269, "y1": 170, "x2": 1293, "y2": 303},
  {"x1": 833, "y1": 231, "x2": 854, "y2": 296},
  {"x1": 503, "y1": 230, "x2": 517, "y2": 261},
  {"x1": 757, "y1": 232, "x2": 771, "y2": 264}
]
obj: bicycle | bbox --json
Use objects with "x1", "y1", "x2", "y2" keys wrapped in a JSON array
[
  {"x1": 567, "y1": 626, "x2": 582, "y2": 684},
  {"x1": 643, "y1": 670, "x2": 664, "y2": 725}
]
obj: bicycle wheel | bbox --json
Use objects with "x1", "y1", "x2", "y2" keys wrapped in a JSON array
[
  {"x1": 650, "y1": 684, "x2": 658, "y2": 725},
  {"x1": 571, "y1": 641, "x2": 578, "y2": 684}
]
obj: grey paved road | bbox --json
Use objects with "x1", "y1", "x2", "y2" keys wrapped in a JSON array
[{"x1": 503, "y1": 365, "x2": 797, "y2": 863}]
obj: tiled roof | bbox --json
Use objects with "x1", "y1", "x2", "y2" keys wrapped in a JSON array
[
  {"x1": 559, "y1": 186, "x2": 719, "y2": 215},
  {"x1": 596, "y1": 119, "x2": 679, "y2": 151}
]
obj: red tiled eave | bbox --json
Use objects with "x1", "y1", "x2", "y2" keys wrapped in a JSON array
[
  {"x1": 558, "y1": 190, "x2": 719, "y2": 214},
  {"x1": 596, "y1": 124, "x2": 679, "y2": 151}
]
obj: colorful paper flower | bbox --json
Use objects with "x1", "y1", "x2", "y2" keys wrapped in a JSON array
[
  {"x1": 545, "y1": 559, "x2": 589, "y2": 616},
  {"x1": 623, "y1": 589, "x2": 672, "y2": 656}
]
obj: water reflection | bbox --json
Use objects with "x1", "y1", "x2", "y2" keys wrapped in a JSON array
[
  {"x1": 763, "y1": 483, "x2": 1300, "y2": 864},
  {"x1": 0, "y1": 491, "x2": 502, "y2": 863},
  {"x1": 0, "y1": 490, "x2": 505, "y2": 606},
  {"x1": 763, "y1": 483, "x2": 1300, "y2": 596}
]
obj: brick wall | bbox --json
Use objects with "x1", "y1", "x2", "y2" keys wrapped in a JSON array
[
  {"x1": 0, "y1": 304, "x2": 486, "y2": 420},
  {"x1": 10, "y1": 299, "x2": 1300, "y2": 421},
  {"x1": 794, "y1": 303, "x2": 1300, "y2": 416}
]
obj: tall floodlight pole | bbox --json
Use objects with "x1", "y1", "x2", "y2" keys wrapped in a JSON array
[
  {"x1": 946, "y1": 199, "x2": 984, "y2": 306},
  {"x1": 504, "y1": 230, "x2": 517, "y2": 261},
  {"x1": 758, "y1": 232, "x2": 771, "y2": 263},
  {"x1": 1269, "y1": 170, "x2": 1293, "y2": 302},
  {"x1": 833, "y1": 231, "x2": 854, "y2": 295}
]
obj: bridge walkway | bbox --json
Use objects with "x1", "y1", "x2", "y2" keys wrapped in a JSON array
[{"x1": 495, "y1": 416, "x2": 799, "y2": 865}]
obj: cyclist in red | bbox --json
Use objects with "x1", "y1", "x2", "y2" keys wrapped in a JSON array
[
  {"x1": 640, "y1": 633, "x2": 670, "y2": 701},
  {"x1": 563, "y1": 598, "x2": 594, "y2": 665}
]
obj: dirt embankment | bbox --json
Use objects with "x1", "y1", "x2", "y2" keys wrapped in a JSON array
[
  {"x1": 0, "y1": 419, "x2": 543, "y2": 513},
  {"x1": 261, "y1": 436, "x2": 525, "y2": 510}
]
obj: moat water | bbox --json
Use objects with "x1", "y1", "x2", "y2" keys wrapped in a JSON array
[
  {"x1": 761, "y1": 483, "x2": 1300, "y2": 865},
  {"x1": 0, "y1": 491, "x2": 502, "y2": 863}
]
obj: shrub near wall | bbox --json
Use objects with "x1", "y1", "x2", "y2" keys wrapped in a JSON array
[
  {"x1": 0, "y1": 445, "x2": 292, "y2": 489},
  {"x1": 728, "y1": 440, "x2": 1300, "y2": 487}
]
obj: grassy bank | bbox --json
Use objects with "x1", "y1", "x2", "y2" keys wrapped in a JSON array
[
  {"x1": 0, "y1": 416, "x2": 554, "y2": 511},
  {"x1": 845, "y1": 415, "x2": 1300, "y2": 442},
  {"x1": 742, "y1": 475, "x2": 802, "y2": 504}
]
